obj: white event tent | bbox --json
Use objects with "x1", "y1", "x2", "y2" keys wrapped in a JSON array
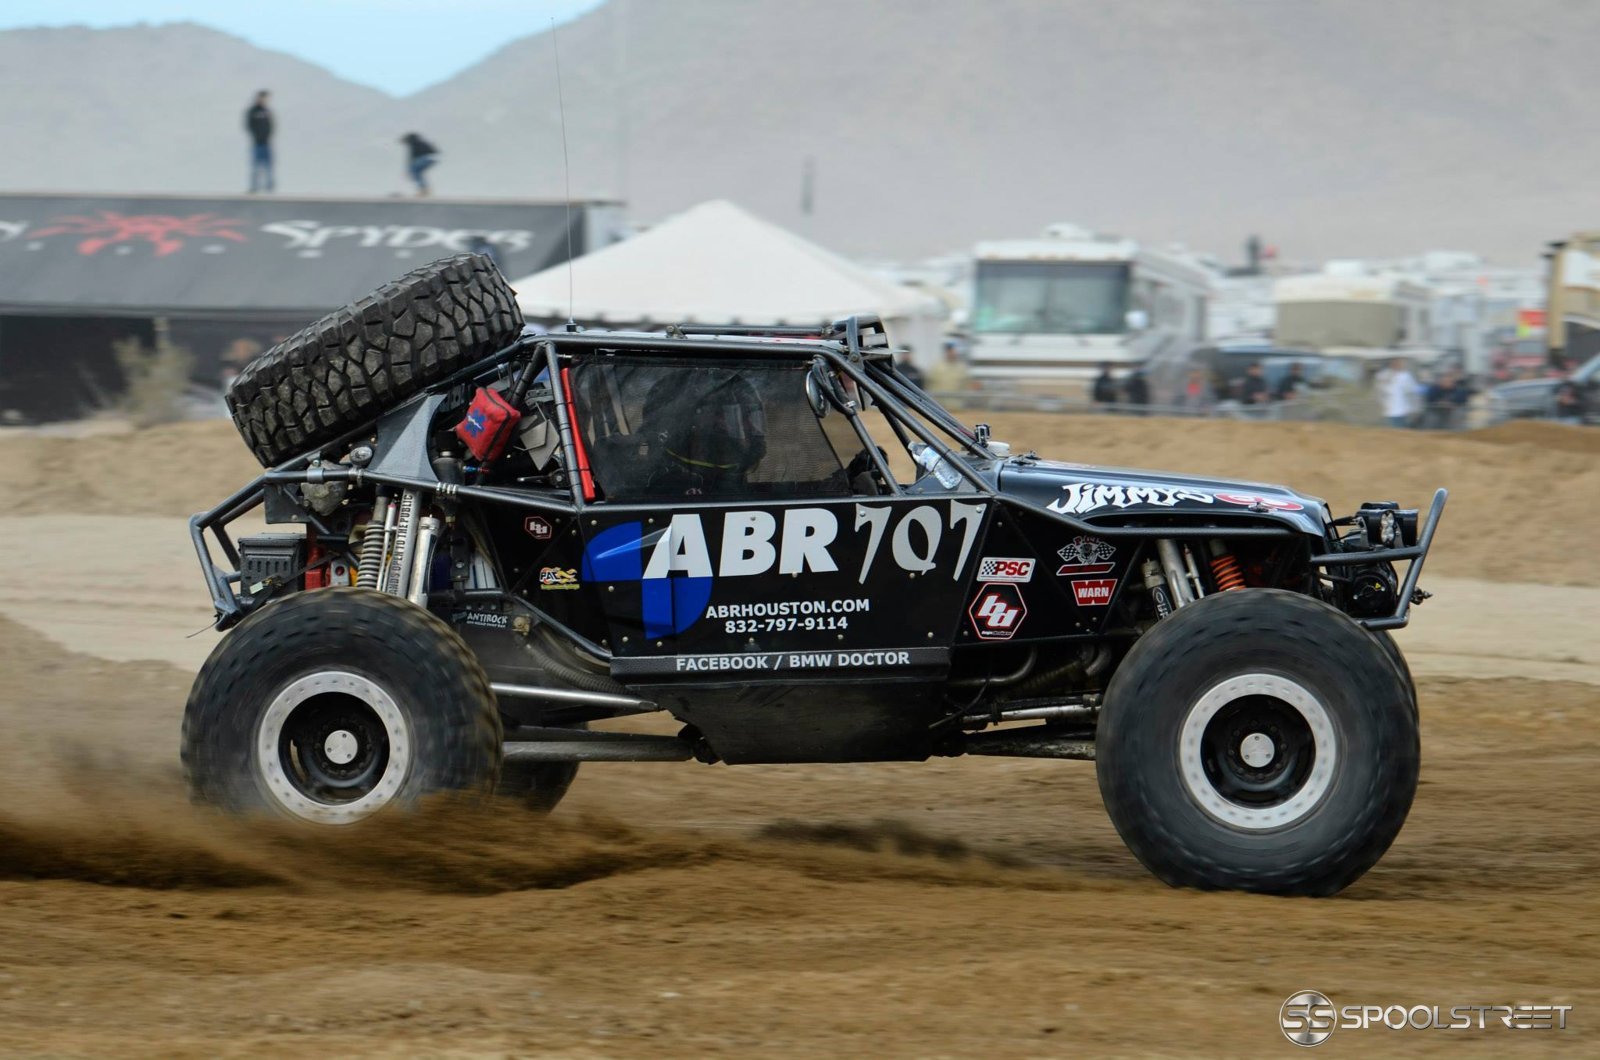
[{"x1": 510, "y1": 200, "x2": 947, "y2": 364}]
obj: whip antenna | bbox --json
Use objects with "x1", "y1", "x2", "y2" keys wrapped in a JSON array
[{"x1": 550, "y1": 18, "x2": 577, "y2": 329}]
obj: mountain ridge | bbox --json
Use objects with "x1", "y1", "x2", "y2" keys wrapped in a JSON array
[{"x1": 0, "y1": 2, "x2": 1589, "y2": 263}]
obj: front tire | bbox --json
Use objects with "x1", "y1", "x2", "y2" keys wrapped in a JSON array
[
  {"x1": 183, "y1": 588, "x2": 501, "y2": 824},
  {"x1": 1371, "y1": 629, "x2": 1417, "y2": 715},
  {"x1": 1096, "y1": 589, "x2": 1419, "y2": 895}
]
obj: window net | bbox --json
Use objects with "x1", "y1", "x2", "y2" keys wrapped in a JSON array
[{"x1": 567, "y1": 356, "x2": 854, "y2": 502}]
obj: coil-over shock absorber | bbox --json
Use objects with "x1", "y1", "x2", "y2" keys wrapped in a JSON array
[
  {"x1": 355, "y1": 489, "x2": 392, "y2": 590},
  {"x1": 1208, "y1": 539, "x2": 1247, "y2": 592}
]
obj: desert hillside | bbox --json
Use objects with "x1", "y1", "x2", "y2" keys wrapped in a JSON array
[{"x1": 2, "y1": 1, "x2": 1593, "y2": 259}]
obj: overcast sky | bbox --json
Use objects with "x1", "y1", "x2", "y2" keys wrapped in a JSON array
[{"x1": 1, "y1": 0, "x2": 606, "y2": 95}]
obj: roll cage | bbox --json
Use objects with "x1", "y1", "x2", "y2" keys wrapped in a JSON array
[{"x1": 190, "y1": 316, "x2": 1446, "y2": 641}]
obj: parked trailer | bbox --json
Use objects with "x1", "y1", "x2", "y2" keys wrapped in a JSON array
[{"x1": 967, "y1": 223, "x2": 1213, "y2": 385}]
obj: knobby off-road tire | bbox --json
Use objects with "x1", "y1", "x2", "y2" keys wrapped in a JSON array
[
  {"x1": 492, "y1": 626, "x2": 630, "y2": 812},
  {"x1": 183, "y1": 588, "x2": 502, "y2": 824},
  {"x1": 226, "y1": 254, "x2": 523, "y2": 466},
  {"x1": 1371, "y1": 629, "x2": 1417, "y2": 715},
  {"x1": 1096, "y1": 589, "x2": 1419, "y2": 896},
  {"x1": 497, "y1": 754, "x2": 581, "y2": 814}
]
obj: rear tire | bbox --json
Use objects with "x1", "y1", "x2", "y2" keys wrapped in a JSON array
[
  {"x1": 183, "y1": 588, "x2": 502, "y2": 824},
  {"x1": 225, "y1": 254, "x2": 523, "y2": 466},
  {"x1": 1096, "y1": 589, "x2": 1419, "y2": 895},
  {"x1": 497, "y1": 756, "x2": 580, "y2": 814}
]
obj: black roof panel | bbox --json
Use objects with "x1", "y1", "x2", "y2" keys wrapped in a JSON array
[{"x1": 0, "y1": 193, "x2": 594, "y2": 314}]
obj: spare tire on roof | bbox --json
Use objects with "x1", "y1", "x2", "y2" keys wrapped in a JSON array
[{"x1": 225, "y1": 253, "x2": 523, "y2": 466}]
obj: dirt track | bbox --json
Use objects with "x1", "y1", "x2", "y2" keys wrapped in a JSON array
[{"x1": 0, "y1": 416, "x2": 1596, "y2": 1056}]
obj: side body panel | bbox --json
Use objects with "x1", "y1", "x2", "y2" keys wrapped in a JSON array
[{"x1": 576, "y1": 497, "x2": 990, "y2": 679}]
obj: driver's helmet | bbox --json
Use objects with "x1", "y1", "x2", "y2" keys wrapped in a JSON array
[{"x1": 645, "y1": 367, "x2": 767, "y2": 479}]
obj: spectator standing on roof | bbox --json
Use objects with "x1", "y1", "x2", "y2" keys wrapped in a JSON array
[
  {"x1": 245, "y1": 90, "x2": 274, "y2": 193},
  {"x1": 402, "y1": 133, "x2": 440, "y2": 196},
  {"x1": 1092, "y1": 362, "x2": 1118, "y2": 406}
]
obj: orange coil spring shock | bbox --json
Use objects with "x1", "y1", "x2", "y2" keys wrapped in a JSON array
[{"x1": 1211, "y1": 553, "x2": 1247, "y2": 592}]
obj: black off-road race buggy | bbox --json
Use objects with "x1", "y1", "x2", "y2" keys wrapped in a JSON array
[{"x1": 185, "y1": 255, "x2": 1447, "y2": 895}]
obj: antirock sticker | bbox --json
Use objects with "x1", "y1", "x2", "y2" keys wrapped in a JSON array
[{"x1": 451, "y1": 609, "x2": 509, "y2": 629}]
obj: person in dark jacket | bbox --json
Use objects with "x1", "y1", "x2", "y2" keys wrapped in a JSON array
[
  {"x1": 1238, "y1": 361, "x2": 1270, "y2": 405},
  {"x1": 1273, "y1": 362, "x2": 1306, "y2": 402},
  {"x1": 245, "y1": 90, "x2": 274, "y2": 193},
  {"x1": 1092, "y1": 362, "x2": 1118, "y2": 406},
  {"x1": 402, "y1": 133, "x2": 440, "y2": 196},
  {"x1": 1555, "y1": 375, "x2": 1586, "y2": 424},
  {"x1": 1123, "y1": 367, "x2": 1150, "y2": 415}
]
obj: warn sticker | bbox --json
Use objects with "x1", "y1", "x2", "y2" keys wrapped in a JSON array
[
  {"x1": 1071, "y1": 579, "x2": 1117, "y2": 607},
  {"x1": 968, "y1": 583, "x2": 1028, "y2": 640},
  {"x1": 976, "y1": 557, "x2": 1034, "y2": 583}
]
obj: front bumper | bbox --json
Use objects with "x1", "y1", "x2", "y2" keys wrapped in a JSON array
[{"x1": 1308, "y1": 488, "x2": 1448, "y2": 630}]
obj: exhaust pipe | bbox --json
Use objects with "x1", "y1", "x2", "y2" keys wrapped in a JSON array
[
  {"x1": 503, "y1": 728, "x2": 692, "y2": 762},
  {"x1": 962, "y1": 730, "x2": 1095, "y2": 760},
  {"x1": 490, "y1": 682, "x2": 659, "y2": 716}
]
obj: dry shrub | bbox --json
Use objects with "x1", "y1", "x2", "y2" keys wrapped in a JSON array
[{"x1": 113, "y1": 330, "x2": 193, "y2": 428}]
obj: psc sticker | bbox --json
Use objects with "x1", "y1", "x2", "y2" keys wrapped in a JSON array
[{"x1": 977, "y1": 557, "x2": 1034, "y2": 583}]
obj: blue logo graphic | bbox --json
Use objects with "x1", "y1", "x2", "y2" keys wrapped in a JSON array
[
  {"x1": 462, "y1": 409, "x2": 487, "y2": 437},
  {"x1": 581, "y1": 522, "x2": 712, "y2": 639}
]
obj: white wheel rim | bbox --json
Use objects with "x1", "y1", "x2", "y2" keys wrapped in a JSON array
[
  {"x1": 1179, "y1": 672, "x2": 1338, "y2": 831},
  {"x1": 255, "y1": 670, "x2": 412, "y2": 825}
]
